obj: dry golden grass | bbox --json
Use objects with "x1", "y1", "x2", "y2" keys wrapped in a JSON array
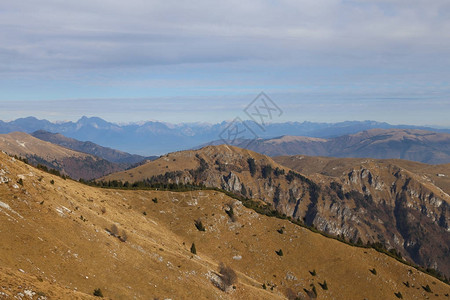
[
  {"x1": 101, "y1": 144, "x2": 288, "y2": 182},
  {"x1": 0, "y1": 152, "x2": 449, "y2": 299},
  {"x1": 0, "y1": 132, "x2": 91, "y2": 161}
]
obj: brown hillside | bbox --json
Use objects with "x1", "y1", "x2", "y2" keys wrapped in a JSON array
[
  {"x1": 227, "y1": 129, "x2": 450, "y2": 164},
  {"x1": 0, "y1": 266, "x2": 96, "y2": 299},
  {"x1": 0, "y1": 132, "x2": 123, "y2": 180},
  {"x1": 1, "y1": 151, "x2": 449, "y2": 298},
  {"x1": 102, "y1": 145, "x2": 450, "y2": 278}
]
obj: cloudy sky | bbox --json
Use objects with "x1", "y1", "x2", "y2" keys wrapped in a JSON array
[{"x1": 0, "y1": 0, "x2": 449, "y2": 126}]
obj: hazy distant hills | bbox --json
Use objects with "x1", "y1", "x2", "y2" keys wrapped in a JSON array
[
  {"x1": 207, "y1": 129, "x2": 450, "y2": 164},
  {"x1": 1, "y1": 116, "x2": 449, "y2": 155},
  {"x1": 31, "y1": 130, "x2": 156, "y2": 165}
]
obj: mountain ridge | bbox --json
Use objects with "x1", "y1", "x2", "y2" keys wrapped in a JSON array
[
  {"x1": 0, "y1": 132, "x2": 123, "y2": 180},
  {"x1": 1, "y1": 149, "x2": 449, "y2": 299},
  {"x1": 204, "y1": 128, "x2": 450, "y2": 164},
  {"x1": 102, "y1": 145, "x2": 450, "y2": 278},
  {"x1": 1, "y1": 116, "x2": 449, "y2": 155},
  {"x1": 31, "y1": 130, "x2": 155, "y2": 165}
]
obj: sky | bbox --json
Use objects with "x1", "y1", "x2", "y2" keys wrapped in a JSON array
[{"x1": 0, "y1": 0, "x2": 449, "y2": 126}]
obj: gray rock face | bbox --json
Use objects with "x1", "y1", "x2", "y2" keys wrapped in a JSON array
[{"x1": 221, "y1": 172, "x2": 242, "y2": 193}]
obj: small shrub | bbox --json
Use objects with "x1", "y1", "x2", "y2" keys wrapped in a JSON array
[
  {"x1": 277, "y1": 227, "x2": 284, "y2": 234},
  {"x1": 403, "y1": 281, "x2": 410, "y2": 287},
  {"x1": 143, "y1": 211, "x2": 147, "y2": 215},
  {"x1": 394, "y1": 291, "x2": 403, "y2": 299},
  {"x1": 247, "y1": 158, "x2": 256, "y2": 176},
  {"x1": 285, "y1": 287, "x2": 300, "y2": 300},
  {"x1": 369, "y1": 268, "x2": 377, "y2": 275},
  {"x1": 309, "y1": 269, "x2": 316, "y2": 276},
  {"x1": 311, "y1": 285, "x2": 317, "y2": 297},
  {"x1": 190, "y1": 243, "x2": 197, "y2": 254},
  {"x1": 319, "y1": 280, "x2": 328, "y2": 290},
  {"x1": 152, "y1": 197, "x2": 158, "y2": 203},
  {"x1": 219, "y1": 263, "x2": 237, "y2": 291},
  {"x1": 120, "y1": 230, "x2": 128, "y2": 242},
  {"x1": 261, "y1": 165, "x2": 273, "y2": 179},
  {"x1": 225, "y1": 203, "x2": 237, "y2": 222},
  {"x1": 303, "y1": 284, "x2": 317, "y2": 298},
  {"x1": 194, "y1": 219, "x2": 206, "y2": 231},
  {"x1": 110, "y1": 224, "x2": 119, "y2": 236},
  {"x1": 17, "y1": 178, "x2": 23, "y2": 186},
  {"x1": 275, "y1": 249, "x2": 283, "y2": 256},
  {"x1": 50, "y1": 179, "x2": 55, "y2": 185},
  {"x1": 262, "y1": 283, "x2": 267, "y2": 289},
  {"x1": 422, "y1": 284, "x2": 432, "y2": 293},
  {"x1": 93, "y1": 288, "x2": 103, "y2": 297}
]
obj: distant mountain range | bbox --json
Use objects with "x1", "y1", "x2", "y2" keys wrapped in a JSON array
[
  {"x1": 1, "y1": 116, "x2": 449, "y2": 155},
  {"x1": 203, "y1": 129, "x2": 450, "y2": 164}
]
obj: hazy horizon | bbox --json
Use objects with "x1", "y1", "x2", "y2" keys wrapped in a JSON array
[
  {"x1": 1, "y1": 1, "x2": 449, "y2": 125},
  {"x1": 1, "y1": 113, "x2": 450, "y2": 130}
]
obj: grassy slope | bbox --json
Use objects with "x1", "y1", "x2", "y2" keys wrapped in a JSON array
[
  {"x1": 0, "y1": 132, "x2": 122, "y2": 180},
  {"x1": 0, "y1": 153, "x2": 449, "y2": 299}
]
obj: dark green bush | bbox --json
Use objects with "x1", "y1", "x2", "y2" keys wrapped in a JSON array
[
  {"x1": 194, "y1": 219, "x2": 206, "y2": 231},
  {"x1": 422, "y1": 284, "x2": 432, "y2": 293},
  {"x1": 93, "y1": 288, "x2": 103, "y2": 297},
  {"x1": 190, "y1": 243, "x2": 197, "y2": 254},
  {"x1": 247, "y1": 158, "x2": 256, "y2": 176},
  {"x1": 319, "y1": 280, "x2": 328, "y2": 290}
]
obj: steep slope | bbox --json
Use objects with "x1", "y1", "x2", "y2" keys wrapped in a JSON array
[
  {"x1": 209, "y1": 129, "x2": 450, "y2": 164},
  {"x1": 103, "y1": 145, "x2": 450, "y2": 278},
  {"x1": 0, "y1": 132, "x2": 122, "y2": 180},
  {"x1": 0, "y1": 266, "x2": 96, "y2": 299},
  {"x1": 273, "y1": 156, "x2": 450, "y2": 195},
  {"x1": 31, "y1": 130, "x2": 154, "y2": 166},
  {"x1": 1, "y1": 151, "x2": 449, "y2": 299}
]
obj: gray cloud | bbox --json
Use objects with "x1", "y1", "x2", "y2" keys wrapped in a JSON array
[
  {"x1": 1, "y1": 0, "x2": 449, "y2": 74},
  {"x1": 0, "y1": 1, "x2": 449, "y2": 126}
]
